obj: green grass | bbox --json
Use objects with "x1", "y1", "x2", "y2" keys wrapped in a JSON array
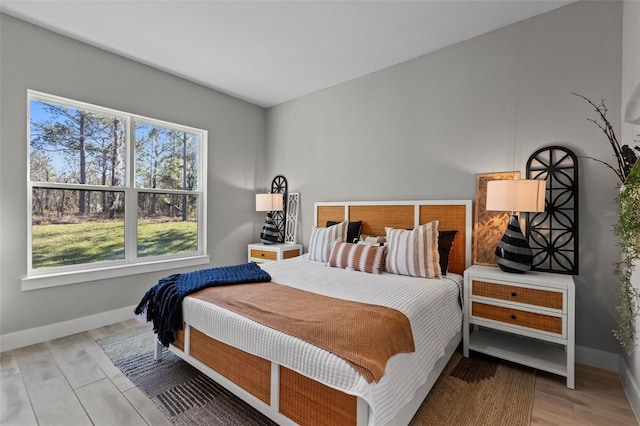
[
  {"x1": 137, "y1": 220, "x2": 197, "y2": 258},
  {"x1": 32, "y1": 219, "x2": 197, "y2": 269}
]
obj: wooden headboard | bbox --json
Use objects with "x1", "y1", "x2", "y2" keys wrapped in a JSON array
[{"x1": 315, "y1": 200, "x2": 472, "y2": 275}]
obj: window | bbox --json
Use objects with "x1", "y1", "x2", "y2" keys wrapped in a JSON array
[{"x1": 25, "y1": 91, "x2": 208, "y2": 289}]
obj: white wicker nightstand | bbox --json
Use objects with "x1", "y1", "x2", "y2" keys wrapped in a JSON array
[
  {"x1": 463, "y1": 265, "x2": 575, "y2": 389},
  {"x1": 247, "y1": 243, "x2": 302, "y2": 264}
]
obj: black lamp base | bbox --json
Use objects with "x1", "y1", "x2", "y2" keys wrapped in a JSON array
[
  {"x1": 495, "y1": 213, "x2": 533, "y2": 273},
  {"x1": 260, "y1": 213, "x2": 279, "y2": 245}
]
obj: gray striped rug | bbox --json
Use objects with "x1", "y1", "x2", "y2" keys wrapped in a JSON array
[{"x1": 96, "y1": 325, "x2": 276, "y2": 425}]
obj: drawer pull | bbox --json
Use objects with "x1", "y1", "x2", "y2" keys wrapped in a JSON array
[
  {"x1": 511, "y1": 292, "x2": 517, "y2": 297},
  {"x1": 261, "y1": 253, "x2": 265, "y2": 257},
  {"x1": 511, "y1": 314, "x2": 517, "y2": 320}
]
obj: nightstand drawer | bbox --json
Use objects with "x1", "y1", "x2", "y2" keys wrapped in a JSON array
[
  {"x1": 282, "y1": 250, "x2": 300, "y2": 260},
  {"x1": 471, "y1": 301, "x2": 563, "y2": 335},
  {"x1": 248, "y1": 243, "x2": 302, "y2": 263},
  {"x1": 250, "y1": 249, "x2": 278, "y2": 261},
  {"x1": 472, "y1": 280, "x2": 563, "y2": 310}
]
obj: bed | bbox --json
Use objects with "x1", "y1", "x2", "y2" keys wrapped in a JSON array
[{"x1": 155, "y1": 200, "x2": 472, "y2": 425}]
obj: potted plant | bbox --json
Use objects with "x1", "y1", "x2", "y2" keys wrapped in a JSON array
[
  {"x1": 573, "y1": 92, "x2": 640, "y2": 354},
  {"x1": 614, "y1": 163, "x2": 640, "y2": 354}
]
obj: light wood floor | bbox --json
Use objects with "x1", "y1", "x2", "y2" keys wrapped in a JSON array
[
  {"x1": 1, "y1": 319, "x2": 638, "y2": 425},
  {"x1": 531, "y1": 363, "x2": 637, "y2": 425}
]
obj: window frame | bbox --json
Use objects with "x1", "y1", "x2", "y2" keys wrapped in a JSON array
[{"x1": 23, "y1": 90, "x2": 209, "y2": 290}]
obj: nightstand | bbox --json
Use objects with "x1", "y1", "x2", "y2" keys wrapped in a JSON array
[
  {"x1": 463, "y1": 265, "x2": 575, "y2": 389},
  {"x1": 248, "y1": 243, "x2": 302, "y2": 263}
]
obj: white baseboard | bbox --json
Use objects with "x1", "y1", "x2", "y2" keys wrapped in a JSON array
[
  {"x1": 0, "y1": 305, "x2": 137, "y2": 352},
  {"x1": 0, "y1": 314, "x2": 627, "y2": 365},
  {"x1": 576, "y1": 344, "x2": 620, "y2": 372},
  {"x1": 619, "y1": 357, "x2": 640, "y2": 424}
]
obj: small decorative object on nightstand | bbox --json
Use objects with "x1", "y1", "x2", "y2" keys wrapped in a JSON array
[
  {"x1": 463, "y1": 264, "x2": 575, "y2": 389},
  {"x1": 248, "y1": 243, "x2": 302, "y2": 264}
]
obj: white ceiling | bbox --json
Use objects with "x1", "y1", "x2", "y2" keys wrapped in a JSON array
[{"x1": 1, "y1": 0, "x2": 575, "y2": 108}]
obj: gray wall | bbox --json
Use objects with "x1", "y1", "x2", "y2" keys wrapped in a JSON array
[
  {"x1": 0, "y1": 1, "x2": 626, "y2": 356},
  {"x1": 0, "y1": 14, "x2": 266, "y2": 336},
  {"x1": 267, "y1": 1, "x2": 624, "y2": 354}
]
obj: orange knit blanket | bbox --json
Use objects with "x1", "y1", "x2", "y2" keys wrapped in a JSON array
[{"x1": 190, "y1": 282, "x2": 415, "y2": 383}]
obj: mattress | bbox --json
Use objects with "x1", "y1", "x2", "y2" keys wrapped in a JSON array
[{"x1": 182, "y1": 255, "x2": 463, "y2": 425}]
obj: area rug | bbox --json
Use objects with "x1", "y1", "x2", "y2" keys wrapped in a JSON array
[
  {"x1": 98, "y1": 324, "x2": 535, "y2": 425},
  {"x1": 409, "y1": 351, "x2": 536, "y2": 425},
  {"x1": 97, "y1": 324, "x2": 276, "y2": 425}
]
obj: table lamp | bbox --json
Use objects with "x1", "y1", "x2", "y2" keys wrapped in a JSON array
[
  {"x1": 256, "y1": 193, "x2": 284, "y2": 244},
  {"x1": 485, "y1": 179, "x2": 546, "y2": 273}
]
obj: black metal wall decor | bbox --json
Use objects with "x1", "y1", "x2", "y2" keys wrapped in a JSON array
[
  {"x1": 526, "y1": 146, "x2": 579, "y2": 275},
  {"x1": 270, "y1": 175, "x2": 288, "y2": 243}
]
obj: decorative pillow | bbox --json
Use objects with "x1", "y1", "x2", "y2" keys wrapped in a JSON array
[
  {"x1": 308, "y1": 221, "x2": 347, "y2": 263},
  {"x1": 327, "y1": 220, "x2": 363, "y2": 244},
  {"x1": 438, "y1": 230, "x2": 458, "y2": 276},
  {"x1": 385, "y1": 221, "x2": 441, "y2": 279},
  {"x1": 328, "y1": 241, "x2": 387, "y2": 274},
  {"x1": 357, "y1": 234, "x2": 386, "y2": 246}
]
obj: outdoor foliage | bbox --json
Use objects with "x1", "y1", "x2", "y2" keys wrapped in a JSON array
[{"x1": 29, "y1": 97, "x2": 201, "y2": 269}]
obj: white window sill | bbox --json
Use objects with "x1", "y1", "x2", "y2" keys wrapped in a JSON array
[{"x1": 22, "y1": 255, "x2": 210, "y2": 291}]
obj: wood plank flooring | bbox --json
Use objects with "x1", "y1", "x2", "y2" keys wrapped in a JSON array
[
  {"x1": 531, "y1": 364, "x2": 638, "y2": 425},
  {"x1": 1, "y1": 319, "x2": 637, "y2": 425},
  {"x1": 1, "y1": 319, "x2": 169, "y2": 426}
]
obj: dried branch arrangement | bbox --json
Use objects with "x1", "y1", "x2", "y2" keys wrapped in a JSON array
[{"x1": 571, "y1": 92, "x2": 639, "y2": 185}]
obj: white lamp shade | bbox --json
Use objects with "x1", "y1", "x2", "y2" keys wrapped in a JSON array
[
  {"x1": 485, "y1": 179, "x2": 546, "y2": 213},
  {"x1": 256, "y1": 193, "x2": 284, "y2": 212}
]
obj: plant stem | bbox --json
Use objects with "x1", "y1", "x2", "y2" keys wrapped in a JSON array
[{"x1": 571, "y1": 92, "x2": 626, "y2": 183}]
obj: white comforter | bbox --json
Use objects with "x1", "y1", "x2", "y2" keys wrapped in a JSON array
[{"x1": 182, "y1": 255, "x2": 462, "y2": 425}]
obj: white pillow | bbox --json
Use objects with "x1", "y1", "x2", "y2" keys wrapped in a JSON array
[
  {"x1": 308, "y1": 221, "x2": 347, "y2": 263},
  {"x1": 385, "y1": 221, "x2": 441, "y2": 278}
]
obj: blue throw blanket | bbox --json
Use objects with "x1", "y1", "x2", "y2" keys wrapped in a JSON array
[{"x1": 134, "y1": 263, "x2": 271, "y2": 347}]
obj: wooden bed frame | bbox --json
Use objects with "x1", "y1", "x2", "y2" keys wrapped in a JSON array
[{"x1": 163, "y1": 200, "x2": 472, "y2": 425}]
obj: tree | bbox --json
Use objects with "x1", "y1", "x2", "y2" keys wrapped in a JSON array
[
  {"x1": 135, "y1": 125, "x2": 198, "y2": 219},
  {"x1": 30, "y1": 101, "x2": 124, "y2": 216},
  {"x1": 109, "y1": 118, "x2": 125, "y2": 218},
  {"x1": 136, "y1": 125, "x2": 170, "y2": 215},
  {"x1": 30, "y1": 149, "x2": 55, "y2": 216}
]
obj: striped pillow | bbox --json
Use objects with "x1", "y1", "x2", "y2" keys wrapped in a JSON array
[
  {"x1": 385, "y1": 221, "x2": 441, "y2": 279},
  {"x1": 328, "y1": 241, "x2": 387, "y2": 274},
  {"x1": 308, "y1": 221, "x2": 347, "y2": 263}
]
